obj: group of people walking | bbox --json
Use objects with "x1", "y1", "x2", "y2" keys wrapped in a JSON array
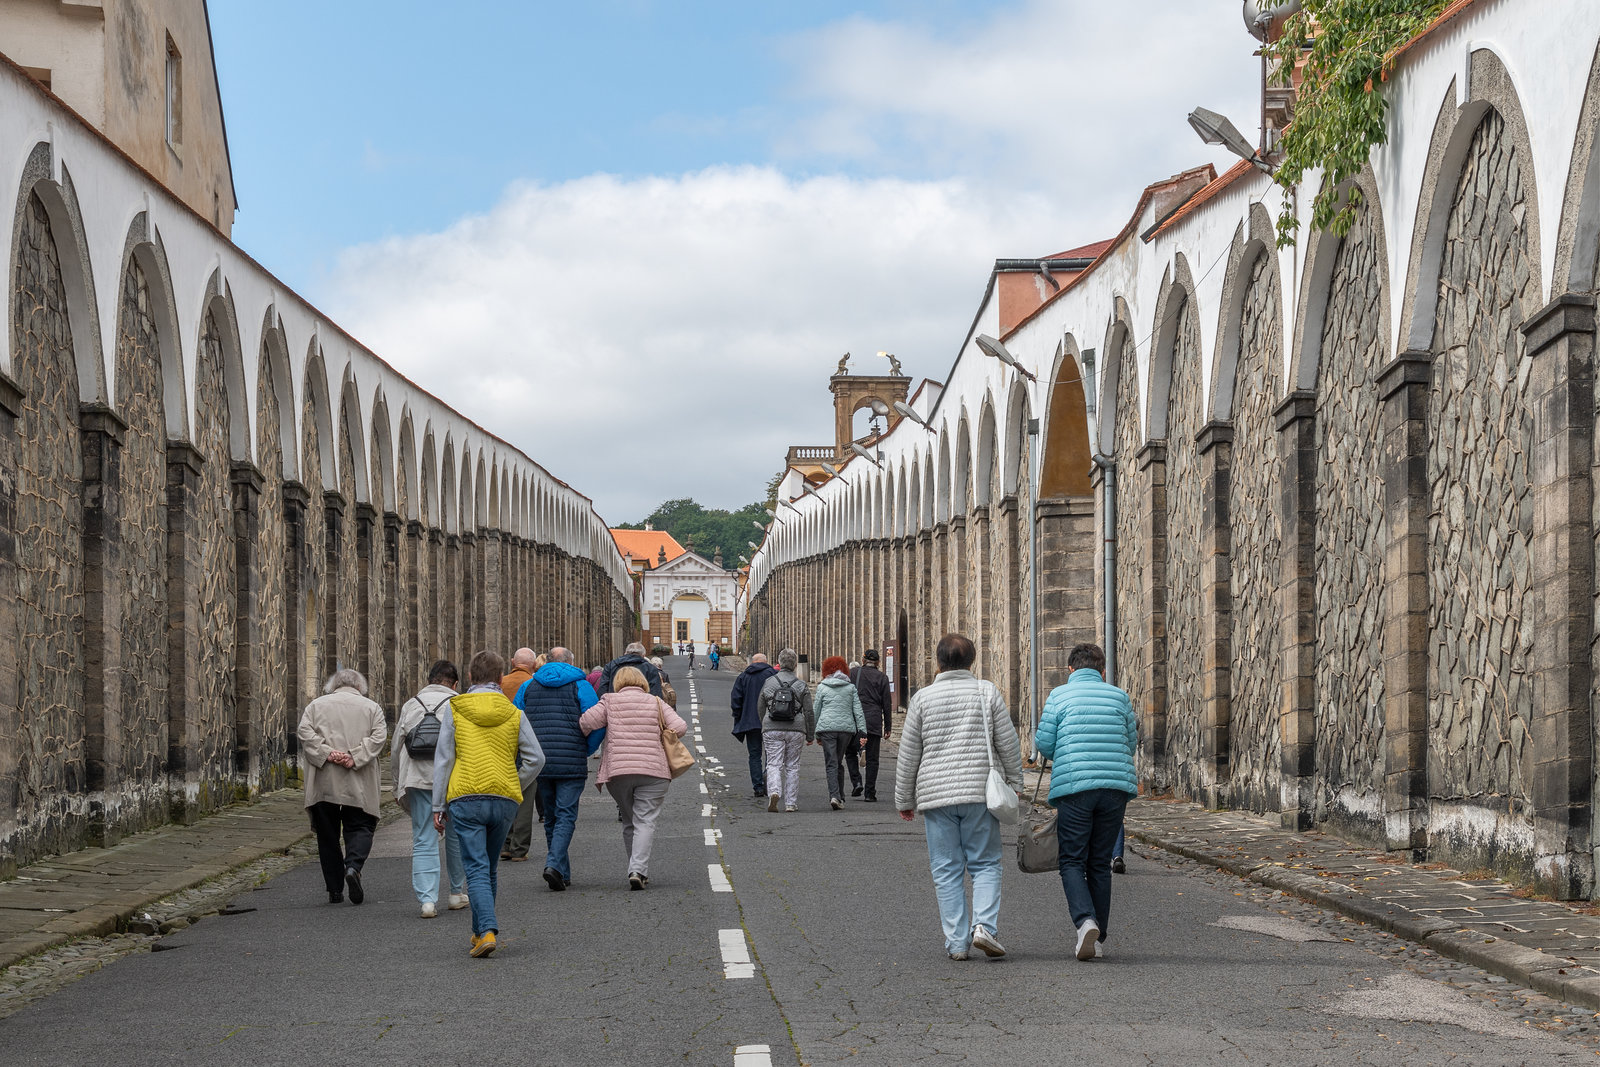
[
  {"x1": 295, "y1": 627, "x2": 1138, "y2": 966},
  {"x1": 294, "y1": 640, "x2": 688, "y2": 959},
  {"x1": 731, "y1": 634, "x2": 1137, "y2": 964}
]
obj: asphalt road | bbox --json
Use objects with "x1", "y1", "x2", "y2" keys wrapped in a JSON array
[{"x1": 0, "y1": 656, "x2": 1589, "y2": 1065}]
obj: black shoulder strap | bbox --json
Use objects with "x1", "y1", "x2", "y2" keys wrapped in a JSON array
[{"x1": 423, "y1": 693, "x2": 452, "y2": 718}]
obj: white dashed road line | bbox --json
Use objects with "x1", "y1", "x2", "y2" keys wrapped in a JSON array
[
  {"x1": 733, "y1": 1045, "x2": 772, "y2": 1066},
  {"x1": 702, "y1": 803, "x2": 715, "y2": 816},
  {"x1": 719, "y1": 929, "x2": 753, "y2": 979},
  {"x1": 708, "y1": 863, "x2": 732, "y2": 892},
  {"x1": 699, "y1": 783, "x2": 708, "y2": 793},
  {"x1": 703, "y1": 828, "x2": 722, "y2": 846}
]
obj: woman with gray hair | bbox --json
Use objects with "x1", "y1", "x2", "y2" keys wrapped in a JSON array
[{"x1": 297, "y1": 668, "x2": 388, "y2": 905}]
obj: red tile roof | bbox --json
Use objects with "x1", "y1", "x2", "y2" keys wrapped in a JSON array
[
  {"x1": 1148, "y1": 160, "x2": 1259, "y2": 240},
  {"x1": 1045, "y1": 238, "x2": 1115, "y2": 261},
  {"x1": 611, "y1": 529, "x2": 685, "y2": 567}
]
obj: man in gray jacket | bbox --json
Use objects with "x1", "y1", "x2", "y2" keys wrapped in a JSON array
[
  {"x1": 760, "y1": 648, "x2": 815, "y2": 813},
  {"x1": 895, "y1": 633, "x2": 1022, "y2": 961}
]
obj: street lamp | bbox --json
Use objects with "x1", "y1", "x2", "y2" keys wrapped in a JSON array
[
  {"x1": 850, "y1": 442, "x2": 883, "y2": 468},
  {"x1": 975, "y1": 334, "x2": 1037, "y2": 383},
  {"x1": 748, "y1": 540, "x2": 760, "y2": 550},
  {"x1": 752, "y1": 520, "x2": 767, "y2": 531},
  {"x1": 892, "y1": 401, "x2": 937, "y2": 433},
  {"x1": 820, "y1": 461, "x2": 851, "y2": 485},
  {"x1": 1187, "y1": 106, "x2": 1273, "y2": 174}
]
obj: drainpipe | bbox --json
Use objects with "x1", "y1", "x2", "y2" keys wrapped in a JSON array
[
  {"x1": 1093, "y1": 453, "x2": 1116, "y2": 687},
  {"x1": 1028, "y1": 417, "x2": 1041, "y2": 754}
]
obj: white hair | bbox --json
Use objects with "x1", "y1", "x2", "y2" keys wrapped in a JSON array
[
  {"x1": 625, "y1": 641, "x2": 647, "y2": 656},
  {"x1": 777, "y1": 648, "x2": 798, "y2": 671},
  {"x1": 324, "y1": 668, "x2": 369, "y2": 696}
]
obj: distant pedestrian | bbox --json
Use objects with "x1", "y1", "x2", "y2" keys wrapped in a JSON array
[
  {"x1": 514, "y1": 646, "x2": 599, "y2": 893},
  {"x1": 392, "y1": 660, "x2": 468, "y2": 917},
  {"x1": 1033, "y1": 642, "x2": 1137, "y2": 961},
  {"x1": 895, "y1": 634, "x2": 1022, "y2": 961},
  {"x1": 433, "y1": 650, "x2": 545, "y2": 958},
  {"x1": 579, "y1": 665, "x2": 689, "y2": 889},
  {"x1": 598, "y1": 641, "x2": 665, "y2": 698},
  {"x1": 651, "y1": 656, "x2": 678, "y2": 710},
  {"x1": 731, "y1": 653, "x2": 777, "y2": 798},
  {"x1": 814, "y1": 656, "x2": 867, "y2": 811},
  {"x1": 586, "y1": 665, "x2": 604, "y2": 692},
  {"x1": 848, "y1": 650, "x2": 893, "y2": 802},
  {"x1": 760, "y1": 649, "x2": 815, "y2": 813},
  {"x1": 297, "y1": 669, "x2": 388, "y2": 906},
  {"x1": 709, "y1": 645, "x2": 721, "y2": 671},
  {"x1": 687, "y1": 643, "x2": 697, "y2": 669},
  {"x1": 503, "y1": 650, "x2": 550, "y2": 862}
]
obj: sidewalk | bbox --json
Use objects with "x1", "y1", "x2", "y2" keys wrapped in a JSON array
[
  {"x1": 1122, "y1": 794, "x2": 1600, "y2": 1010},
  {"x1": 0, "y1": 789, "x2": 314, "y2": 970}
]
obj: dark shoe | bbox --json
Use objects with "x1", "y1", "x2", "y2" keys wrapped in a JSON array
[
  {"x1": 500, "y1": 851, "x2": 514, "y2": 860},
  {"x1": 754, "y1": 788, "x2": 766, "y2": 799},
  {"x1": 851, "y1": 786, "x2": 864, "y2": 797},
  {"x1": 863, "y1": 793, "x2": 879, "y2": 802},
  {"x1": 628, "y1": 872, "x2": 645, "y2": 891},
  {"x1": 563, "y1": 878, "x2": 572, "y2": 888},
  {"x1": 1112, "y1": 857, "x2": 1126, "y2": 875},
  {"x1": 543, "y1": 866, "x2": 566, "y2": 892},
  {"x1": 345, "y1": 867, "x2": 364, "y2": 905},
  {"x1": 510, "y1": 855, "x2": 530, "y2": 863},
  {"x1": 328, "y1": 892, "x2": 343, "y2": 904},
  {"x1": 830, "y1": 797, "x2": 844, "y2": 811}
]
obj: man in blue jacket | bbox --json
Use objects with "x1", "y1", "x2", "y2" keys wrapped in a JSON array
[
  {"x1": 730, "y1": 654, "x2": 777, "y2": 798},
  {"x1": 1033, "y1": 643, "x2": 1137, "y2": 962},
  {"x1": 514, "y1": 646, "x2": 599, "y2": 892}
]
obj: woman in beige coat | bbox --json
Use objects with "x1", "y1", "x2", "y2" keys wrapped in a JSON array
[{"x1": 297, "y1": 669, "x2": 387, "y2": 905}]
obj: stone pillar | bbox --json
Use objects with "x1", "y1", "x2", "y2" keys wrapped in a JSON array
[
  {"x1": 354, "y1": 503, "x2": 376, "y2": 688},
  {"x1": 383, "y1": 512, "x2": 402, "y2": 710},
  {"x1": 0, "y1": 373, "x2": 20, "y2": 875},
  {"x1": 427, "y1": 527, "x2": 444, "y2": 663},
  {"x1": 1522, "y1": 294, "x2": 1596, "y2": 898},
  {"x1": 229, "y1": 461, "x2": 263, "y2": 780},
  {"x1": 483, "y1": 529, "x2": 503, "y2": 655},
  {"x1": 918, "y1": 530, "x2": 935, "y2": 688},
  {"x1": 445, "y1": 534, "x2": 461, "y2": 662},
  {"x1": 969, "y1": 506, "x2": 990, "y2": 673},
  {"x1": 1377, "y1": 352, "x2": 1431, "y2": 857},
  {"x1": 164, "y1": 441, "x2": 204, "y2": 808},
  {"x1": 1135, "y1": 441, "x2": 1169, "y2": 778},
  {"x1": 933, "y1": 523, "x2": 949, "y2": 640},
  {"x1": 1196, "y1": 421, "x2": 1234, "y2": 804},
  {"x1": 1274, "y1": 391, "x2": 1318, "y2": 830},
  {"x1": 950, "y1": 516, "x2": 967, "y2": 637},
  {"x1": 1034, "y1": 498, "x2": 1096, "y2": 694},
  {"x1": 282, "y1": 482, "x2": 309, "y2": 756},
  {"x1": 322, "y1": 491, "x2": 345, "y2": 677},
  {"x1": 80, "y1": 405, "x2": 126, "y2": 837},
  {"x1": 995, "y1": 499, "x2": 1020, "y2": 718},
  {"x1": 405, "y1": 519, "x2": 424, "y2": 693}
]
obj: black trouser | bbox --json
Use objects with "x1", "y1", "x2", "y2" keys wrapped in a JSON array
[
  {"x1": 843, "y1": 734, "x2": 882, "y2": 796},
  {"x1": 308, "y1": 802, "x2": 378, "y2": 895}
]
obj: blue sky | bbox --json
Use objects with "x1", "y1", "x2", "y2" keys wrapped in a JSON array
[{"x1": 208, "y1": 2, "x2": 1258, "y2": 522}]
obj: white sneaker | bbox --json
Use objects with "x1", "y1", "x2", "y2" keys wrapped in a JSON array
[
  {"x1": 970, "y1": 925, "x2": 1006, "y2": 958},
  {"x1": 785, "y1": 805, "x2": 798, "y2": 813},
  {"x1": 1075, "y1": 921, "x2": 1100, "y2": 961},
  {"x1": 1094, "y1": 941, "x2": 1105, "y2": 959},
  {"x1": 948, "y1": 949, "x2": 969, "y2": 961},
  {"x1": 448, "y1": 894, "x2": 468, "y2": 911},
  {"x1": 420, "y1": 901, "x2": 436, "y2": 918}
]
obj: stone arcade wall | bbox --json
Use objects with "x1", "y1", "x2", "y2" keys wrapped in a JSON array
[
  {"x1": 0, "y1": 62, "x2": 632, "y2": 876},
  {"x1": 744, "y1": 3, "x2": 1600, "y2": 897}
]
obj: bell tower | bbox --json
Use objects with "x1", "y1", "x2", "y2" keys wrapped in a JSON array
[{"x1": 829, "y1": 352, "x2": 911, "y2": 462}]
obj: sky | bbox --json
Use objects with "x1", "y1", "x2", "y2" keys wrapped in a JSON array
[{"x1": 209, "y1": 1, "x2": 1259, "y2": 523}]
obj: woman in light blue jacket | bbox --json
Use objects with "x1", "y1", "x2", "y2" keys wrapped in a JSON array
[
  {"x1": 1032, "y1": 642, "x2": 1137, "y2": 962},
  {"x1": 813, "y1": 656, "x2": 867, "y2": 810}
]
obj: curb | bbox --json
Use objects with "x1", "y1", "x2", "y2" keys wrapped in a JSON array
[{"x1": 1126, "y1": 824, "x2": 1600, "y2": 1013}]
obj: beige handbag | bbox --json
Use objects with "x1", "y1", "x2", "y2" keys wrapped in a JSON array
[
  {"x1": 658, "y1": 700, "x2": 695, "y2": 779},
  {"x1": 1016, "y1": 768, "x2": 1059, "y2": 873}
]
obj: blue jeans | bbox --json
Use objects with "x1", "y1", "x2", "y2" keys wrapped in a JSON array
[
  {"x1": 537, "y1": 777, "x2": 585, "y2": 882},
  {"x1": 1055, "y1": 788, "x2": 1130, "y2": 940},
  {"x1": 738, "y1": 730, "x2": 766, "y2": 793},
  {"x1": 405, "y1": 789, "x2": 465, "y2": 905},
  {"x1": 922, "y1": 803, "x2": 1003, "y2": 955},
  {"x1": 448, "y1": 795, "x2": 518, "y2": 937}
]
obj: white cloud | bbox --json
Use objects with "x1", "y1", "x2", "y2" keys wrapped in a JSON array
[
  {"x1": 322, "y1": 2, "x2": 1264, "y2": 524},
  {"x1": 326, "y1": 167, "x2": 1081, "y2": 522}
]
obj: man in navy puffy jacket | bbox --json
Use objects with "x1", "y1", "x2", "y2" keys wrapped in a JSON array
[
  {"x1": 1033, "y1": 642, "x2": 1137, "y2": 962},
  {"x1": 730, "y1": 654, "x2": 777, "y2": 798},
  {"x1": 514, "y1": 647, "x2": 599, "y2": 892}
]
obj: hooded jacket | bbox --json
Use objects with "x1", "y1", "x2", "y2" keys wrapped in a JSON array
[
  {"x1": 813, "y1": 674, "x2": 868, "y2": 735},
  {"x1": 579, "y1": 687, "x2": 688, "y2": 786},
  {"x1": 430, "y1": 687, "x2": 545, "y2": 812},
  {"x1": 515, "y1": 662, "x2": 600, "y2": 780},
  {"x1": 598, "y1": 653, "x2": 664, "y2": 699},
  {"x1": 730, "y1": 662, "x2": 777, "y2": 735},
  {"x1": 1033, "y1": 668, "x2": 1138, "y2": 800}
]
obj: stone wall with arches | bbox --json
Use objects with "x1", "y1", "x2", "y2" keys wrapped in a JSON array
[
  {"x1": 743, "y1": 2, "x2": 1600, "y2": 898},
  {"x1": 0, "y1": 60, "x2": 632, "y2": 874}
]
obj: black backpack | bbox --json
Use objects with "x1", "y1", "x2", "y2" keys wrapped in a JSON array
[
  {"x1": 767, "y1": 678, "x2": 804, "y2": 723},
  {"x1": 405, "y1": 693, "x2": 451, "y2": 759}
]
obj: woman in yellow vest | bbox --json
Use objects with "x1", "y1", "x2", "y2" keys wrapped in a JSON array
[{"x1": 431, "y1": 650, "x2": 545, "y2": 958}]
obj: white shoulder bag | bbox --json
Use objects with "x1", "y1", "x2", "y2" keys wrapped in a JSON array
[{"x1": 980, "y1": 681, "x2": 1020, "y2": 825}]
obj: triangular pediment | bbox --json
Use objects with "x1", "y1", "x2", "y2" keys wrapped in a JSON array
[{"x1": 654, "y1": 550, "x2": 725, "y2": 576}]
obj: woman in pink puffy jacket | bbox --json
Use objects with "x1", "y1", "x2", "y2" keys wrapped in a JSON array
[{"x1": 579, "y1": 665, "x2": 688, "y2": 890}]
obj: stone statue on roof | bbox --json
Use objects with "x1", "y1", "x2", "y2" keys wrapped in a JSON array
[
  {"x1": 880, "y1": 351, "x2": 904, "y2": 376},
  {"x1": 836, "y1": 352, "x2": 851, "y2": 375}
]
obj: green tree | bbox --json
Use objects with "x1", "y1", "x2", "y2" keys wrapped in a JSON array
[
  {"x1": 615, "y1": 498, "x2": 772, "y2": 567},
  {"x1": 1265, "y1": 0, "x2": 1449, "y2": 247}
]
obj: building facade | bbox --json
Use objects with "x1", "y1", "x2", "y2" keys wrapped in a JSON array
[
  {"x1": 642, "y1": 549, "x2": 738, "y2": 653},
  {"x1": 744, "y1": 0, "x2": 1600, "y2": 899}
]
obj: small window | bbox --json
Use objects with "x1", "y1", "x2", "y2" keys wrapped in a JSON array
[{"x1": 164, "y1": 34, "x2": 182, "y2": 148}]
